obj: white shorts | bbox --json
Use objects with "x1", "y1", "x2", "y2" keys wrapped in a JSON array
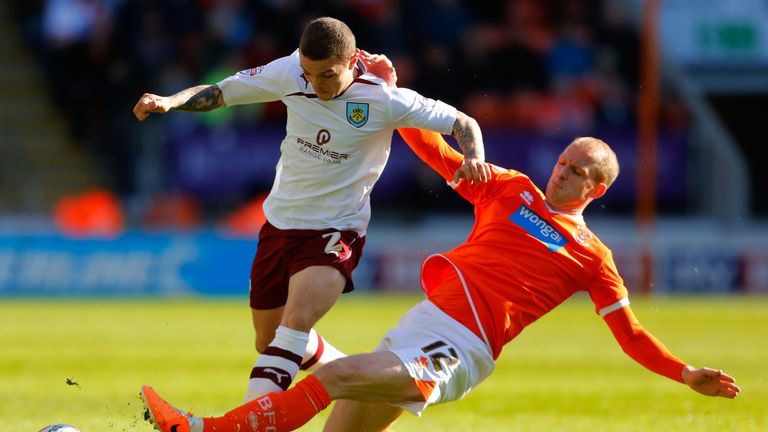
[{"x1": 374, "y1": 300, "x2": 495, "y2": 416}]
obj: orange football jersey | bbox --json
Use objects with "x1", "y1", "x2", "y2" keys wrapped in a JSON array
[{"x1": 399, "y1": 128, "x2": 686, "y2": 382}]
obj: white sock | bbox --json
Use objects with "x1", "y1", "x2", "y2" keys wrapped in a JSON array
[
  {"x1": 243, "y1": 326, "x2": 309, "y2": 402},
  {"x1": 188, "y1": 416, "x2": 203, "y2": 432},
  {"x1": 301, "y1": 328, "x2": 347, "y2": 372}
]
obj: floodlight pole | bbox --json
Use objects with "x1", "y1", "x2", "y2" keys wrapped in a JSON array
[{"x1": 637, "y1": 0, "x2": 660, "y2": 294}]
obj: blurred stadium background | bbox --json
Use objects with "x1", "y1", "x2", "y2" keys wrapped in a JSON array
[{"x1": 1, "y1": 0, "x2": 766, "y2": 297}]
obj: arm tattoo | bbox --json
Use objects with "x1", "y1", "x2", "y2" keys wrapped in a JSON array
[
  {"x1": 173, "y1": 85, "x2": 224, "y2": 112},
  {"x1": 451, "y1": 112, "x2": 485, "y2": 161}
]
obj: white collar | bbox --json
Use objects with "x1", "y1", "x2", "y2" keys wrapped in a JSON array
[{"x1": 544, "y1": 200, "x2": 585, "y2": 224}]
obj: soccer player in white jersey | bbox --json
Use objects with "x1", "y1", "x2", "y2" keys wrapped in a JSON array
[{"x1": 132, "y1": 16, "x2": 489, "y2": 402}]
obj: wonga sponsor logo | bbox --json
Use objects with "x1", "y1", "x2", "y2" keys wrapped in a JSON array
[{"x1": 510, "y1": 205, "x2": 567, "y2": 252}]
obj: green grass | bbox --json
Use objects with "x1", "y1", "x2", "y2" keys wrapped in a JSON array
[{"x1": 1, "y1": 294, "x2": 765, "y2": 431}]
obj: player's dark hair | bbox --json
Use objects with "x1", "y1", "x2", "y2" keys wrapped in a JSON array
[{"x1": 299, "y1": 17, "x2": 356, "y2": 61}]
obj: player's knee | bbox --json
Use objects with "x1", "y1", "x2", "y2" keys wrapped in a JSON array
[
  {"x1": 316, "y1": 357, "x2": 343, "y2": 381},
  {"x1": 316, "y1": 357, "x2": 358, "y2": 383},
  {"x1": 280, "y1": 309, "x2": 316, "y2": 332}
]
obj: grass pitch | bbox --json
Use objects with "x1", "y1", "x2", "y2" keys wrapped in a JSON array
[{"x1": 1, "y1": 294, "x2": 765, "y2": 431}]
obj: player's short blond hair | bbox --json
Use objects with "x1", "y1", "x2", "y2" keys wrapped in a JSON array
[
  {"x1": 299, "y1": 17, "x2": 356, "y2": 61},
  {"x1": 571, "y1": 137, "x2": 620, "y2": 188}
]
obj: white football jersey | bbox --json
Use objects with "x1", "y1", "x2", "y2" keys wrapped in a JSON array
[{"x1": 217, "y1": 49, "x2": 457, "y2": 235}]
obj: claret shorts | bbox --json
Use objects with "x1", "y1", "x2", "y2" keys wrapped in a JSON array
[{"x1": 249, "y1": 221, "x2": 365, "y2": 309}]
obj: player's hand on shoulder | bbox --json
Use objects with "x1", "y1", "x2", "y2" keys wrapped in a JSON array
[
  {"x1": 357, "y1": 48, "x2": 397, "y2": 87},
  {"x1": 133, "y1": 93, "x2": 172, "y2": 121},
  {"x1": 453, "y1": 159, "x2": 492, "y2": 185},
  {"x1": 681, "y1": 365, "x2": 740, "y2": 398}
]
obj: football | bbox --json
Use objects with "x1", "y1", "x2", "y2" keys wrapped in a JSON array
[{"x1": 38, "y1": 425, "x2": 81, "y2": 432}]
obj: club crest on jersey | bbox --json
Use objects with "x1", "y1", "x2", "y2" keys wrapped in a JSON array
[
  {"x1": 346, "y1": 102, "x2": 369, "y2": 128},
  {"x1": 510, "y1": 204, "x2": 568, "y2": 252},
  {"x1": 573, "y1": 224, "x2": 593, "y2": 246}
]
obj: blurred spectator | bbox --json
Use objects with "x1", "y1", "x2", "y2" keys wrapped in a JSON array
[
  {"x1": 218, "y1": 193, "x2": 267, "y2": 238},
  {"x1": 12, "y1": 0, "x2": 675, "y2": 221},
  {"x1": 141, "y1": 192, "x2": 201, "y2": 231},
  {"x1": 53, "y1": 188, "x2": 124, "y2": 238},
  {"x1": 546, "y1": 21, "x2": 595, "y2": 83},
  {"x1": 41, "y1": 0, "x2": 112, "y2": 139}
]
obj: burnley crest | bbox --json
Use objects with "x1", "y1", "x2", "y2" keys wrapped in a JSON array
[{"x1": 346, "y1": 102, "x2": 369, "y2": 128}]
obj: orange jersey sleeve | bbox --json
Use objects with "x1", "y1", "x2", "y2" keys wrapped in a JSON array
[
  {"x1": 398, "y1": 128, "x2": 462, "y2": 182},
  {"x1": 587, "y1": 250, "x2": 629, "y2": 316},
  {"x1": 603, "y1": 306, "x2": 687, "y2": 383},
  {"x1": 397, "y1": 128, "x2": 514, "y2": 206}
]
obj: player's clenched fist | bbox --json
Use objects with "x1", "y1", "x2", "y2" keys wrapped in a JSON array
[{"x1": 133, "y1": 93, "x2": 172, "y2": 121}]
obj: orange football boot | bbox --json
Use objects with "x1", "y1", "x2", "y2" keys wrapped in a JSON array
[{"x1": 140, "y1": 385, "x2": 190, "y2": 432}]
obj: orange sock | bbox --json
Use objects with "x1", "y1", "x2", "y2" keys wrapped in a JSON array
[{"x1": 202, "y1": 376, "x2": 331, "y2": 432}]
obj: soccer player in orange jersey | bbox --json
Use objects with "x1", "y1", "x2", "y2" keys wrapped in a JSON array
[{"x1": 141, "y1": 128, "x2": 740, "y2": 432}]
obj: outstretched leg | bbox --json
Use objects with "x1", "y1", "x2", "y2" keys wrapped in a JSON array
[
  {"x1": 323, "y1": 400, "x2": 403, "y2": 432},
  {"x1": 143, "y1": 352, "x2": 419, "y2": 432},
  {"x1": 142, "y1": 301, "x2": 492, "y2": 432}
]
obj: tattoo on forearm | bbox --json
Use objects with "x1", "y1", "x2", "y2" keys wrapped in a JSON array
[
  {"x1": 174, "y1": 85, "x2": 224, "y2": 112},
  {"x1": 452, "y1": 114, "x2": 484, "y2": 161}
]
